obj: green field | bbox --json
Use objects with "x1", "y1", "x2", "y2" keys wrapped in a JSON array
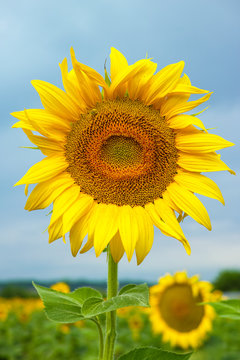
[{"x1": 0, "y1": 307, "x2": 240, "y2": 360}]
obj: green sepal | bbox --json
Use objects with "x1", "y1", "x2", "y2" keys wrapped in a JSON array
[
  {"x1": 104, "y1": 58, "x2": 111, "y2": 87},
  {"x1": 33, "y1": 282, "x2": 102, "y2": 323},
  {"x1": 19, "y1": 146, "x2": 39, "y2": 150},
  {"x1": 207, "y1": 299, "x2": 240, "y2": 320},
  {"x1": 105, "y1": 69, "x2": 111, "y2": 87},
  {"x1": 118, "y1": 347, "x2": 192, "y2": 360},
  {"x1": 82, "y1": 283, "x2": 149, "y2": 317}
]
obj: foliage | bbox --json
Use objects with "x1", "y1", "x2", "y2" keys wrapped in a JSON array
[
  {"x1": 33, "y1": 283, "x2": 149, "y2": 323},
  {"x1": 0, "y1": 306, "x2": 240, "y2": 359},
  {"x1": 0, "y1": 285, "x2": 36, "y2": 298},
  {"x1": 214, "y1": 270, "x2": 240, "y2": 291},
  {"x1": 118, "y1": 347, "x2": 192, "y2": 359},
  {"x1": 207, "y1": 299, "x2": 240, "y2": 320}
]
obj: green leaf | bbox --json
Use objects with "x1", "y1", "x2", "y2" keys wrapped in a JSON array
[
  {"x1": 82, "y1": 284, "x2": 149, "y2": 317},
  {"x1": 33, "y1": 283, "x2": 102, "y2": 323},
  {"x1": 118, "y1": 284, "x2": 138, "y2": 295},
  {"x1": 207, "y1": 299, "x2": 240, "y2": 320},
  {"x1": 119, "y1": 347, "x2": 192, "y2": 360},
  {"x1": 70, "y1": 287, "x2": 102, "y2": 306}
]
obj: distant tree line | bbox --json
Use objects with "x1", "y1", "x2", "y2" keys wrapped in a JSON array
[
  {"x1": 0, "y1": 279, "x2": 145, "y2": 298},
  {"x1": 1, "y1": 270, "x2": 240, "y2": 297},
  {"x1": 213, "y1": 270, "x2": 240, "y2": 292}
]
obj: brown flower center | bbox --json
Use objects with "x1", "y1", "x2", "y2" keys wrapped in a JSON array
[
  {"x1": 65, "y1": 98, "x2": 178, "y2": 207},
  {"x1": 159, "y1": 284, "x2": 204, "y2": 332}
]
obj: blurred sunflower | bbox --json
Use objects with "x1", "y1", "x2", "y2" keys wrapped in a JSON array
[
  {"x1": 50, "y1": 282, "x2": 70, "y2": 293},
  {"x1": 149, "y1": 271, "x2": 218, "y2": 349},
  {"x1": 128, "y1": 313, "x2": 144, "y2": 340},
  {"x1": 12, "y1": 48, "x2": 234, "y2": 264}
]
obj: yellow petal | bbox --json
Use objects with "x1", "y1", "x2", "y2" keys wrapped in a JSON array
[
  {"x1": 15, "y1": 155, "x2": 68, "y2": 186},
  {"x1": 134, "y1": 206, "x2": 154, "y2": 265},
  {"x1": 167, "y1": 182, "x2": 212, "y2": 230},
  {"x1": 162, "y1": 191, "x2": 183, "y2": 214},
  {"x1": 93, "y1": 204, "x2": 119, "y2": 257},
  {"x1": 11, "y1": 109, "x2": 71, "y2": 139},
  {"x1": 110, "y1": 47, "x2": 128, "y2": 82},
  {"x1": 175, "y1": 170, "x2": 225, "y2": 205},
  {"x1": 168, "y1": 114, "x2": 207, "y2": 132},
  {"x1": 87, "y1": 203, "x2": 99, "y2": 242},
  {"x1": 49, "y1": 185, "x2": 80, "y2": 226},
  {"x1": 24, "y1": 184, "x2": 29, "y2": 196},
  {"x1": 109, "y1": 59, "x2": 155, "y2": 99},
  {"x1": 23, "y1": 130, "x2": 64, "y2": 156},
  {"x1": 70, "y1": 47, "x2": 102, "y2": 108},
  {"x1": 118, "y1": 205, "x2": 139, "y2": 261},
  {"x1": 144, "y1": 61, "x2": 185, "y2": 104},
  {"x1": 145, "y1": 202, "x2": 184, "y2": 241},
  {"x1": 128, "y1": 60, "x2": 157, "y2": 100},
  {"x1": 69, "y1": 212, "x2": 91, "y2": 256},
  {"x1": 178, "y1": 73, "x2": 191, "y2": 86},
  {"x1": 161, "y1": 92, "x2": 212, "y2": 119},
  {"x1": 158, "y1": 93, "x2": 190, "y2": 114},
  {"x1": 170, "y1": 84, "x2": 209, "y2": 95},
  {"x1": 12, "y1": 120, "x2": 34, "y2": 131},
  {"x1": 62, "y1": 194, "x2": 94, "y2": 235},
  {"x1": 178, "y1": 151, "x2": 235, "y2": 174},
  {"x1": 25, "y1": 173, "x2": 74, "y2": 210},
  {"x1": 176, "y1": 132, "x2": 234, "y2": 153},
  {"x1": 77, "y1": 60, "x2": 107, "y2": 89},
  {"x1": 80, "y1": 234, "x2": 94, "y2": 253},
  {"x1": 110, "y1": 231, "x2": 125, "y2": 263},
  {"x1": 154, "y1": 198, "x2": 190, "y2": 255},
  {"x1": 59, "y1": 58, "x2": 86, "y2": 110},
  {"x1": 174, "y1": 271, "x2": 188, "y2": 283},
  {"x1": 31, "y1": 80, "x2": 80, "y2": 120},
  {"x1": 48, "y1": 216, "x2": 63, "y2": 243}
]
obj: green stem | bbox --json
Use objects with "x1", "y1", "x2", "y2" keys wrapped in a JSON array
[
  {"x1": 103, "y1": 246, "x2": 118, "y2": 360},
  {"x1": 90, "y1": 318, "x2": 104, "y2": 360}
]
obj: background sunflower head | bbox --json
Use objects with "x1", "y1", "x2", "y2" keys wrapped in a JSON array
[
  {"x1": 149, "y1": 271, "x2": 219, "y2": 349},
  {"x1": 12, "y1": 48, "x2": 234, "y2": 264}
]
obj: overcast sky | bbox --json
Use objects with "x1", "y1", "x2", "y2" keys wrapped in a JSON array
[{"x1": 1, "y1": 0, "x2": 239, "y2": 284}]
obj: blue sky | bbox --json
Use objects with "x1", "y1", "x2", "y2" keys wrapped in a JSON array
[{"x1": 1, "y1": 0, "x2": 239, "y2": 283}]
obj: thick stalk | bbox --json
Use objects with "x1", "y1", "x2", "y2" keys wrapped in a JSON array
[{"x1": 103, "y1": 246, "x2": 118, "y2": 360}]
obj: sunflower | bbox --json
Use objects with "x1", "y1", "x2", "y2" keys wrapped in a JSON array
[
  {"x1": 50, "y1": 282, "x2": 70, "y2": 293},
  {"x1": 149, "y1": 271, "x2": 218, "y2": 349},
  {"x1": 12, "y1": 48, "x2": 234, "y2": 264}
]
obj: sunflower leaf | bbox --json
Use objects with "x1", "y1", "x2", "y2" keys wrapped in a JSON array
[
  {"x1": 118, "y1": 284, "x2": 138, "y2": 295},
  {"x1": 207, "y1": 299, "x2": 240, "y2": 320},
  {"x1": 33, "y1": 283, "x2": 102, "y2": 323},
  {"x1": 71, "y1": 287, "x2": 103, "y2": 306},
  {"x1": 82, "y1": 283, "x2": 149, "y2": 317},
  {"x1": 118, "y1": 347, "x2": 192, "y2": 360}
]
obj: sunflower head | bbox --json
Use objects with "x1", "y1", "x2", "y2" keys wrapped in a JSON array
[
  {"x1": 12, "y1": 47, "x2": 234, "y2": 264},
  {"x1": 149, "y1": 271, "x2": 218, "y2": 349}
]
